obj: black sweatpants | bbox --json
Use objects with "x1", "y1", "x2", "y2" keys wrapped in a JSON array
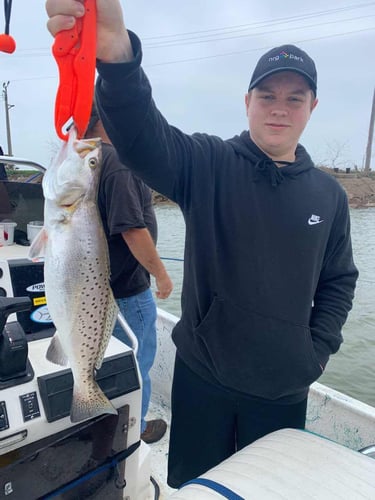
[{"x1": 167, "y1": 355, "x2": 307, "y2": 489}]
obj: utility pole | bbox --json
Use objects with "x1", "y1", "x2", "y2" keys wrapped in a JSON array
[
  {"x1": 364, "y1": 87, "x2": 375, "y2": 174},
  {"x1": 2, "y1": 81, "x2": 14, "y2": 156}
]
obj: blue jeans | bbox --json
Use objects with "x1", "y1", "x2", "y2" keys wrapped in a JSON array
[{"x1": 112, "y1": 288, "x2": 157, "y2": 433}]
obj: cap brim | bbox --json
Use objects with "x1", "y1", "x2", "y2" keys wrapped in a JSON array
[{"x1": 249, "y1": 67, "x2": 316, "y2": 94}]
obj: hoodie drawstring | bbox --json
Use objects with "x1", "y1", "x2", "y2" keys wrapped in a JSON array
[{"x1": 254, "y1": 158, "x2": 284, "y2": 187}]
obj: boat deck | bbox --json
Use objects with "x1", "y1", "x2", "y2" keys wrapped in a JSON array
[{"x1": 148, "y1": 402, "x2": 175, "y2": 499}]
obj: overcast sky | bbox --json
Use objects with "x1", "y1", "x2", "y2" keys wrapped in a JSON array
[{"x1": 0, "y1": 1, "x2": 374, "y2": 169}]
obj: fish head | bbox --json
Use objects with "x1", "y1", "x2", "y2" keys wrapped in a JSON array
[{"x1": 43, "y1": 127, "x2": 102, "y2": 212}]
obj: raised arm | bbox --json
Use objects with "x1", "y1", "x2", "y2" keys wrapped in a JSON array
[
  {"x1": 45, "y1": 0, "x2": 214, "y2": 206},
  {"x1": 45, "y1": 0, "x2": 133, "y2": 62}
]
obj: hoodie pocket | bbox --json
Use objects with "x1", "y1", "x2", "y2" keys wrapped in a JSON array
[{"x1": 194, "y1": 297, "x2": 322, "y2": 399}]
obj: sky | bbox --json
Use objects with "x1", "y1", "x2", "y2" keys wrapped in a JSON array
[{"x1": 0, "y1": 0, "x2": 374, "y2": 170}]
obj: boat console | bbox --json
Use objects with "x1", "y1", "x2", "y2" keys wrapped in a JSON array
[
  {"x1": 0, "y1": 159, "x2": 154, "y2": 499},
  {"x1": 0, "y1": 256, "x2": 150, "y2": 499}
]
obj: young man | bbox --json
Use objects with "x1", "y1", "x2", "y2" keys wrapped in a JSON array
[
  {"x1": 46, "y1": 1, "x2": 358, "y2": 488},
  {"x1": 85, "y1": 107, "x2": 173, "y2": 444}
]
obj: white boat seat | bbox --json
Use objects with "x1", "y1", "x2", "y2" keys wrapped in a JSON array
[{"x1": 169, "y1": 428, "x2": 375, "y2": 499}]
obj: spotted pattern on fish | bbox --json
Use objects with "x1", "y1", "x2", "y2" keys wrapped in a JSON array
[{"x1": 33, "y1": 128, "x2": 119, "y2": 423}]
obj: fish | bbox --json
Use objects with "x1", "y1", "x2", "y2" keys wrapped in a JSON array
[{"x1": 29, "y1": 127, "x2": 118, "y2": 423}]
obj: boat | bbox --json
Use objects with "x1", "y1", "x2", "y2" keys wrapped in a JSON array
[
  {"x1": 1, "y1": 156, "x2": 375, "y2": 499},
  {"x1": 153, "y1": 308, "x2": 375, "y2": 499}
]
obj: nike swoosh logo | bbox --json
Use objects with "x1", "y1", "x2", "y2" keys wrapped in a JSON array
[{"x1": 308, "y1": 219, "x2": 323, "y2": 225}]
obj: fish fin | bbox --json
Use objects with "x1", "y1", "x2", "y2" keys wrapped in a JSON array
[
  {"x1": 46, "y1": 331, "x2": 68, "y2": 366},
  {"x1": 70, "y1": 379, "x2": 117, "y2": 423},
  {"x1": 28, "y1": 227, "x2": 48, "y2": 260},
  {"x1": 95, "y1": 294, "x2": 119, "y2": 371}
]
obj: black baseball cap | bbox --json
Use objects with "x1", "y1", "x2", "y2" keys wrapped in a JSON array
[{"x1": 248, "y1": 44, "x2": 317, "y2": 96}]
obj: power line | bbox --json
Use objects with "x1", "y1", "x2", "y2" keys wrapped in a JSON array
[
  {"x1": 5, "y1": 2, "x2": 375, "y2": 58},
  {"x1": 144, "y1": 15, "x2": 375, "y2": 49},
  {"x1": 146, "y1": 27, "x2": 375, "y2": 67},
  {"x1": 3, "y1": 24, "x2": 375, "y2": 82},
  {"x1": 142, "y1": 2, "x2": 375, "y2": 40}
]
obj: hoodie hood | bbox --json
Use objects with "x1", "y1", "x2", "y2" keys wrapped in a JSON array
[{"x1": 227, "y1": 131, "x2": 315, "y2": 187}]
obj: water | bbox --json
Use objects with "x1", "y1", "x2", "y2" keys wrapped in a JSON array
[{"x1": 154, "y1": 205, "x2": 375, "y2": 408}]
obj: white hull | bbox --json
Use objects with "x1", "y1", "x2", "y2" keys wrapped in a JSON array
[
  {"x1": 152, "y1": 308, "x2": 375, "y2": 499},
  {"x1": 154, "y1": 308, "x2": 375, "y2": 450}
]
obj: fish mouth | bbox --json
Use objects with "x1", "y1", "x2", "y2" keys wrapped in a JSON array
[{"x1": 59, "y1": 194, "x2": 84, "y2": 211}]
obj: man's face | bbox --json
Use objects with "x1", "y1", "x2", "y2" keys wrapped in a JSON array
[{"x1": 245, "y1": 71, "x2": 318, "y2": 162}]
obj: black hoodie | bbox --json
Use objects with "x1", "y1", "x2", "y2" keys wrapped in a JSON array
[{"x1": 96, "y1": 32, "x2": 358, "y2": 402}]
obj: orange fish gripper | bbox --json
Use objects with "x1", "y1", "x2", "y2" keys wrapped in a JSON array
[{"x1": 53, "y1": 0, "x2": 97, "y2": 141}]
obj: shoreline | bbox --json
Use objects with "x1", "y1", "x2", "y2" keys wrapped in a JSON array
[
  {"x1": 6, "y1": 170, "x2": 375, "y2": 210},
  {"x1": 153, "y1": 170, "x2": 375, "y2": 209},
  {"x1": 322, "y1": 170, "x2": 375, "y2": 209}
]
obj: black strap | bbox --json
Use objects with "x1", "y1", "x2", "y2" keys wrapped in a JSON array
[{"x1": 38, "y1": 440, "x2": 141, "y2": 499}]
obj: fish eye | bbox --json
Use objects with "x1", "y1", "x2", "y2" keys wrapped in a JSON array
[{"x1": 88, "y1": 158, "x2": 97, "y2": 168}]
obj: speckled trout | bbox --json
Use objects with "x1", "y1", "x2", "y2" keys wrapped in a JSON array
[{"x1": 29, "y1": 127, "x2": 118, "y2": 423}]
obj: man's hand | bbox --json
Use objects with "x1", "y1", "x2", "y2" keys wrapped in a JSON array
[
  {"x1": 45, "y1": 0, "x2": 133, "y2": 62},
  {"x1": 155, "y1": 273, "x2": 173, "y2": 300}
]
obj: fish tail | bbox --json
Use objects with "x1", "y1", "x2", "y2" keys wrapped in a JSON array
[
  {"x1": 70, "y1": 380, "x2": 117, "y2": 423},
  {"x1": 46, "y1": 332, "x2": 68, "y2": 366}
]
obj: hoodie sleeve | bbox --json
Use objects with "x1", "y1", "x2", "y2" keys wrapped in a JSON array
[
  {"x1": 95, "y1": 31, "x2": 209, "y2": 206},
  {"x1": 310, "y1": 193, "x2": 358, "y2": 368}
]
